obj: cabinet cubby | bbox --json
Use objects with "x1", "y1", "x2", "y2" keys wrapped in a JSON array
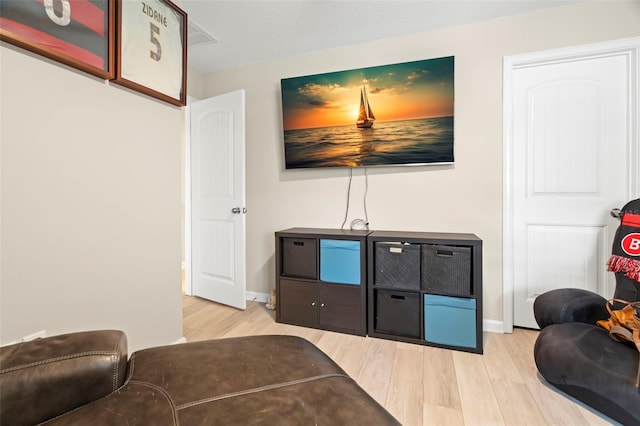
[
  {"x1": 368, "y1": 231, "x2": 483, "y2": 354},
  {"x1": 275, "y1": 228, "x2": 370, "y2": 336}
]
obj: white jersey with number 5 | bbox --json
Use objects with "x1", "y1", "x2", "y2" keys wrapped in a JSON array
[{"x1": 121, "y1": 0, "x2": 183, "y2": 99}]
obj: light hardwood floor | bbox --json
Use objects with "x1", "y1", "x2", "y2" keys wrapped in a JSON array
[{"x1": 183, "y1": 295, "x2": 617, "y2": 426}]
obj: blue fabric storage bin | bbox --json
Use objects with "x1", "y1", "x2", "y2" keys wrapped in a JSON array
[
  {"x1": 320, "y1": 239, "x2": 360, "y2": 285},
  {"x1": 424, "y1": 294, "x2": 476, "y2": 348}
]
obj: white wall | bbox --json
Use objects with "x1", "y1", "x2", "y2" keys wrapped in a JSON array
[
  {"x1": 0, "y1": 46, "x2": 184, "y2": 351},
  {"x1": 200, "y1": 1, "x2": 640, "y2": 324},
  {"x1": 187, "y1": 67, "x2": 205, "y2": 100}
]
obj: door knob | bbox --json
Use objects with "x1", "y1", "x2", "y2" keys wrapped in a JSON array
[{"x1": 231, "y1": 207, "x2": 241, "y2": 214}]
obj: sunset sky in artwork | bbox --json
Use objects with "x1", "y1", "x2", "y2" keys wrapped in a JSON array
[{"x1": 281, "y1": 56, "x2": 454, "y2": 130}]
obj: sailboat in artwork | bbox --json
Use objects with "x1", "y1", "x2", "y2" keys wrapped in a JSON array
[{"x1": 356, "y1": 85, "x2": 375, "y2": 128}]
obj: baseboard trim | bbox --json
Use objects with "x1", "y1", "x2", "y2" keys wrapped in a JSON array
[
  {"x1": 483, "y1": 319, "x2": 505, "y2": 334},
  {"x1": 247, "y1": 291, "x2": 269, "y2": 303},
  {"x1": 172, "y1": 336, "x2": 187, "y2": 345}
]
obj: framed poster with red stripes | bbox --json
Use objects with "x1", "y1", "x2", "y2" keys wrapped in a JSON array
[
  {"x1": 0, "y1": 0, "x2": 114, "y2": 79},
  {"x1": 113, "y1": 0, "x2": 187, "y2": 106}
]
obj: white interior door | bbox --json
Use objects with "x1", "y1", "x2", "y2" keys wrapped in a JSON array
[
  {"x1": 191, "y1": 90, "x2": 246, "y2": 309},
  {"x1": 504, "y1": 38, "x2": 639, "y2": 330}
]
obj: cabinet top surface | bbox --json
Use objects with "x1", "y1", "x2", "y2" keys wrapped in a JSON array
[
  {"x1": 276, "y1": 228, "x2": 372, "y2": 237},
  {"x1": 275, "y1": 228, "x2": 481, "y2": 243},
  {"x1": 368, "y1": 230, "x2": 481, "y2": 243}
]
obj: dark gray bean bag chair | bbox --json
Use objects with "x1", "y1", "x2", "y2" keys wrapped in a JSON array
[{"x1": 533, "y1": 198, "x2": 640, "y2": 426}]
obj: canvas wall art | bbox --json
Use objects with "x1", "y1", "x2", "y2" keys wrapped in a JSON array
[{"x1": 280, "y1": 56, "x2": 455, "y2": 169}]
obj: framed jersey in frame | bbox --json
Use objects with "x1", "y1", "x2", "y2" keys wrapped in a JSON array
[
  {"x1": 113, "y1": 0, "x2": 187, "y2": 106},
  {"x1": 0, "y1": 0, "x2": 114, "y2": 79}
]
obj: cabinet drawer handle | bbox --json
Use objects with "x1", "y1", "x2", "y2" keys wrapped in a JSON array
[
  {"x1": 311, "y1": 302, "x2": 316, "y2": 306},
  {"x1": 321, "y1": 303, "x2": 325, "y2": 307}
]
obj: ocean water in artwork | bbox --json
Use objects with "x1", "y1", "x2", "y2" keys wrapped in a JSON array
[{"x1": 284, "y1": 116, "x2": 453, "y2": 169}]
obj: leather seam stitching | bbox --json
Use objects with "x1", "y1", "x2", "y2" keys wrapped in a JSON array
[
  {"x1": 175, "y1": 373, "x2": 350, "y2": 411},
  {"x1": 0, "y1": 351, "x2": 121, "y2": 374},
  {"x1": 111, "y1": 336, "x2": 124, "y2": 392},
  {"x1": 112, "y1": 354, "x2": 118, "y2": 392},
  {"x1": 38, "y1": 381, "x2": 180, "y2": 425},
  {"x1": 128, "y1": 380, "x2": 180, "y2": 425},
  {"x1": 559, "y1": 295, "x2": 598, "y2": 320}
]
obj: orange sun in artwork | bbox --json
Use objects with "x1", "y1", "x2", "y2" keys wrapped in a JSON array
[{"x1": 350, "y1": 104, "x2": 360, "y2": 121}]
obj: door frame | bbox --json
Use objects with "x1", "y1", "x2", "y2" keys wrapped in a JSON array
[
  {"x1": 184, "y1": 96, "x2": 199, "y2": 296},
  {"x1": 502, "y1": 37, "x2": 640, "y2": 332}
]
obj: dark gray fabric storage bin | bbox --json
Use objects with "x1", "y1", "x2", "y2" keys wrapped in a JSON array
[
  {"x1": 374, "y1": 289, "x2": 420, "y2": 338},
  {"x1": 374, "y1": 242, "x2": 421, "y2": 289},
  {"x1": 421, "y1": 245, "x2": 471, "y2": 296},
  {"x1": 282, "y1": 238, "x2": 317, "y2": 279}
]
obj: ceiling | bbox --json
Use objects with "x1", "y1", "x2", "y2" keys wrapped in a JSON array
[{"x1": 180, "y1": 1, "x2": 581, "y2": 74}]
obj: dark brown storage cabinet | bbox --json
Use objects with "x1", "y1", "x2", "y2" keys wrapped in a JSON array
[
  {"x1": 275, "y1": 228, "x2": 370, "y2": 336},
  {"x1": 368, "y1": 231, "x2": 483, "y2": 354}
]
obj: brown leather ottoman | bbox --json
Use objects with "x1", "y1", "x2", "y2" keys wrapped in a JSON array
[{"x1": 1, "y1": 332, "x2": 399, "y2": 425}]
